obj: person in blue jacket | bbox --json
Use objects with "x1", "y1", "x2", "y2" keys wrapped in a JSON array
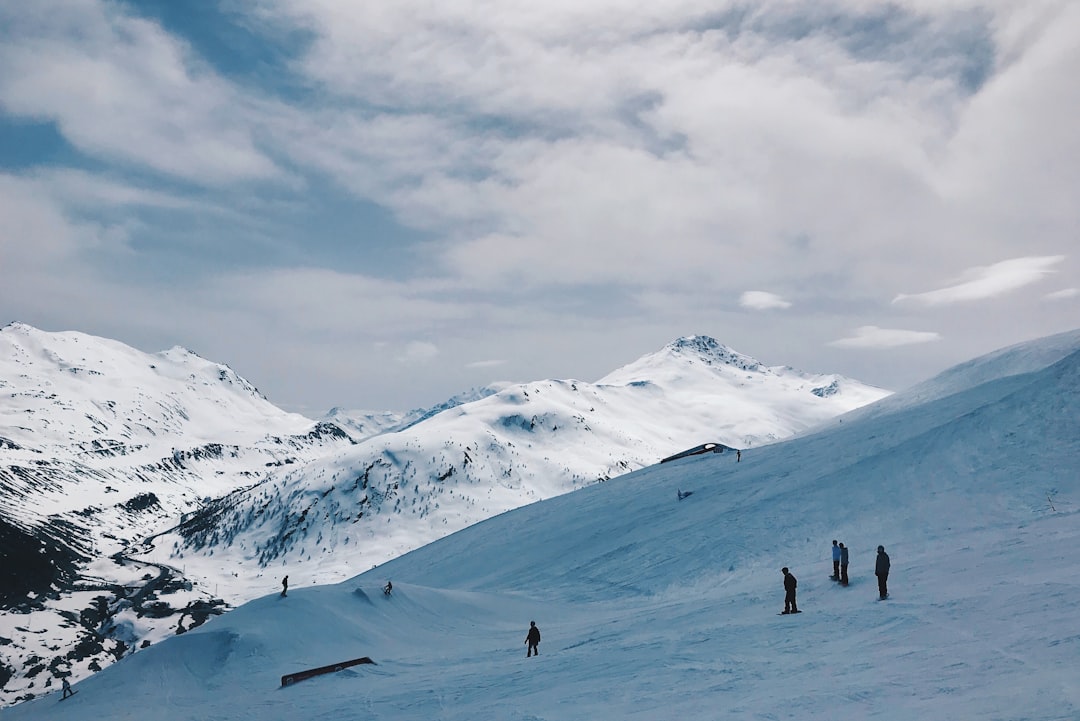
[
  {"x1": 875, "y1": 546, "x2": 890, "y2": 599},
  {"x1": 839, "y1": 543, "x2": 849, "y2": 586},
  {"x1": 831, "y1": 540, "x2": 841, "y2": 580}
]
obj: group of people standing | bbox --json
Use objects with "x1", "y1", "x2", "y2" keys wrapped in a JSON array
[
  {"x1": 830, "y1": 540, "x2": 890, "y2": 598},
  {"x1": 783, "y1": 543, "x2": 891, "y2": 613}
]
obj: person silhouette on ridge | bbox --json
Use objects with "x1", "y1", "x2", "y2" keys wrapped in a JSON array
[
  {"x1": 281, "y1": 576, "x2": 288, "y2": 597},
  {"x1": 525, "y1": 621, "x2": 541, "y2": 657}
]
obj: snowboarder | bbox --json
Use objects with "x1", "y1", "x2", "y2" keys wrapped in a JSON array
[
  {"x1": 875, "y1": 546, "x2": 890, "y2": 599},
  {"x1": 61, "y1": 677, "x2": 74, "y2": 699},
  {"x1": 383, "y1": 580, "x2": 392, "y2": 595},
  {"x1": 781, "y1": 567, "x2": 798, "y2": 614},
  {"x1": 736, "y1": 450, "x2": 741, "y2": 462},
  {"x1": 525, "y1": 621, "x2": 541, "y2": 657},
  {"x1": 831, "y1": 540, "x2": 840, "y2": 580},
  {"x1": 839, "y1": 543, "x2": 849, "y2": 586},
  {"x1": 281, "y1": 576, "x2": 288, "y2": 597}
]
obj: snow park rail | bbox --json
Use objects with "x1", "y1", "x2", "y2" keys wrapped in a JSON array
[
  {"x1": 281, "y1": 656, "x2": 376, "y2": 686},
  {"x1": 660, "y1": 442, "x2": 734, "y2": 463}
]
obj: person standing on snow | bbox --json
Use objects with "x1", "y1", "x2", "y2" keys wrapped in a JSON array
[
  {"x1": 61, "y1": 677, "x2": 74, "y2": 699},
  {"x1": 831, "y1": 540, "x2": 841, "y2": 580},
  {"x1": 875, "y1": 546, "x2": 890, "y2": 599},
  {"x1": 781, "y1": 567, "x2": 799, "y2": 614},
  {"x1": 839, "y1": 543, "x2": 849, "y2": 586},
  {"x1": 281, "y1": 576, "x2": 288, "y2": 597},
  {"x1": 525, "y1": 621, "x2": 541, "y2": 657}
]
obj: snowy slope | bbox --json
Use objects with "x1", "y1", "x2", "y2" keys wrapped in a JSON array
[
  {"x1": 0, "y1": 323, "x2": 356, "y2": 704},
  {"x1": 135, "y1": 335, "x2": 887, "y2": 603},
  {"x1": 5, "y1": 331, "x2": 1078, "y2": 720}
]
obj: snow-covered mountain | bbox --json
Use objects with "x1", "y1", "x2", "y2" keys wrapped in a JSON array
[
  {"x1": 0, "y1": 322, "x2": 356, "y2": 704},
  {"x1": 0, "y1": 325, "x2": 885, "y2": 706},
  {"x1": 135, "y1": 334, "x2": 888, "y2": 603},
  {"x1": 5, "y1": 330, "x2": 1078, "y2": 721},
  {"x1": 321, "y1": 384, "x2": 506, "y2": 440}
]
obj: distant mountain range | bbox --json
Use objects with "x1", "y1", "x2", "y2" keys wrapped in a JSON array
[{"x1": 0, "y1": 323, "x2": 887, "y2": 705}]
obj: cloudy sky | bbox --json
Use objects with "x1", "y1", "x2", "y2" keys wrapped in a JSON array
[{"x1": 1, "y1": 0, "x2": 1077, "y2": 415}]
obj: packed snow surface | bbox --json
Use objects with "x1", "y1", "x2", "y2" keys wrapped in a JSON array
[{"x1": 6, "y1": 331, "x2": 1079, "y2": 720}]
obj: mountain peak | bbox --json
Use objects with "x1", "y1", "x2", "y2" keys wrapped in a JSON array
[{"x1": 665, "y1": 335, "x2": 763, "y2": 372}]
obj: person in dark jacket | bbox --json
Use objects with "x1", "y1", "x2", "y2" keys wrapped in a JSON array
[
  {"x1": 875, "y1": 546, "x2": 890, "y2": 599},
  {"x1": 281, "y1": 576, "x2": 288, "y2": 597},
  {"x1": 781, "y1": 567, "x2": 798, "y2": 613},
  {"x1": 525, "y1": 621, "x2": 541, "y2": 657},
  {"x1": 61, "y1": 677, "x2": 74, "y2": 699},
  {"x1": 839, "y1": 543, "x2": 849, "y2": 586},
  {"x1": 831, "y1": 540, "x2": 841, "y2": 580}
]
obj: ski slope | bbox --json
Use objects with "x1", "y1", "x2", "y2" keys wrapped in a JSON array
[{"x1": 5, "y1": 331, "x2": 1080, "y2": 720}]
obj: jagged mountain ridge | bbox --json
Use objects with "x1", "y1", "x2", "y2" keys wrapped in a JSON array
[{"x1": 139, "y1": 334, "x2": 890, "y2": 603}]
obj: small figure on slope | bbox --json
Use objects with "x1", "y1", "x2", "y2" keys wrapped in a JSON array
[
  {"x1": 736, "y1": 450, "x2": 741, "y2": 462},
  {"x1": 61, "y1": 677, "x2": 75, "y2": 699},
  {"x1": 281, "y1": 576, "x2": 288, "y2": 598},
  {"x1": 831, "y1": 540, "x2": 840, "y2": 580},
  {"x1": 384, "y1": 580, "x2": 393, "y2": 595},
  {"x1": 875, "y1": 546, "x2": 890, "y2": 599},
  {"x1": 525, "y1": 621, "x2": 541, "y2": 657},
  {"x1": 839, "y1": 543, "x2": 849, "y2": 586},
  {"x1": 781, "y1": 567, "x2": 799, "y2": 614}
]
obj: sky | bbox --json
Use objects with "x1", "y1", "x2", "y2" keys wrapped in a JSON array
[
  {"x1": 1, "y1": 0, "x2": 1077, "y2": 415},
  {"x1": 5, "y1": 330, "x2": 1079, "y2": 719}
]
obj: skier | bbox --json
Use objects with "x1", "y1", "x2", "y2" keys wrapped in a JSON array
[
  {"x1": 781, "y1": 567, "x2": 798, "y2": 614},
  {"x1": 839, "y1": 543, "x2": 849, "y2": 586},
  {"x1": 383, "y1": 580, "x2": 392, "y2": 595},
  {"x1": 281, "y1": 576, "x2": 288, "y2": 597},
  {"x1": 875, "y1": 546, "x2": 890, "y2": 599},
  {"x1": 525, "y1": 621, "x2": 541, "y2": 657},
  {"x1": 831, "y1": 540, "x2": 840, "y2": 580},
  {"x1": 61, "y1": 677, "x2": 74, "y2": 699}
]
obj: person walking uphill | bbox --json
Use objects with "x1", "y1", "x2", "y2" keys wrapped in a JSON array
[
  {"x1": 875, "y1": 546, "x2": 890, "y2": 599},
  {"x1": 831, "y1": 540, "x2": 841, "y2": 580},
  {"x1": 525, "y1": 621, "x2": 541, "y2": 657},
  {"x1": 281, "y1": 576, "x2": 288, "y2": 598},
  {"x1": 781, "y1": 568, "x2": 799, "y2": 614},
  {"x1": 839, "y1": 543, "x2": 849, "y2": 586}
]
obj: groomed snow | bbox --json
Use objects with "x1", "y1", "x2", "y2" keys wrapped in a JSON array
[{"x1": 6, "y1": 332, "x2": 1079, "y2": 720}]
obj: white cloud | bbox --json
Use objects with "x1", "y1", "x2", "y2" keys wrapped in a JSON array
[
  {"x1": 465, "y1": 359, "x2": 506, "y2": 369},
  {"x1": 739, "y1": 291, "x2": 792, "y2": 311},
  {"x1": 0, "y1": 1, "x2": 281, "y2": 186},
  {"x1": 1044, "y1": 288, "x2": 1079, "y2": 301},
  {"x1": 398, "y1": 341, "x2": 440, "y2": 365},
  {"x1": 829, "y1": 326, "x2": 941, "y2": 349},
  {"x1": 893, "y1": 256, "x2": 1065, "y2": 307}
]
